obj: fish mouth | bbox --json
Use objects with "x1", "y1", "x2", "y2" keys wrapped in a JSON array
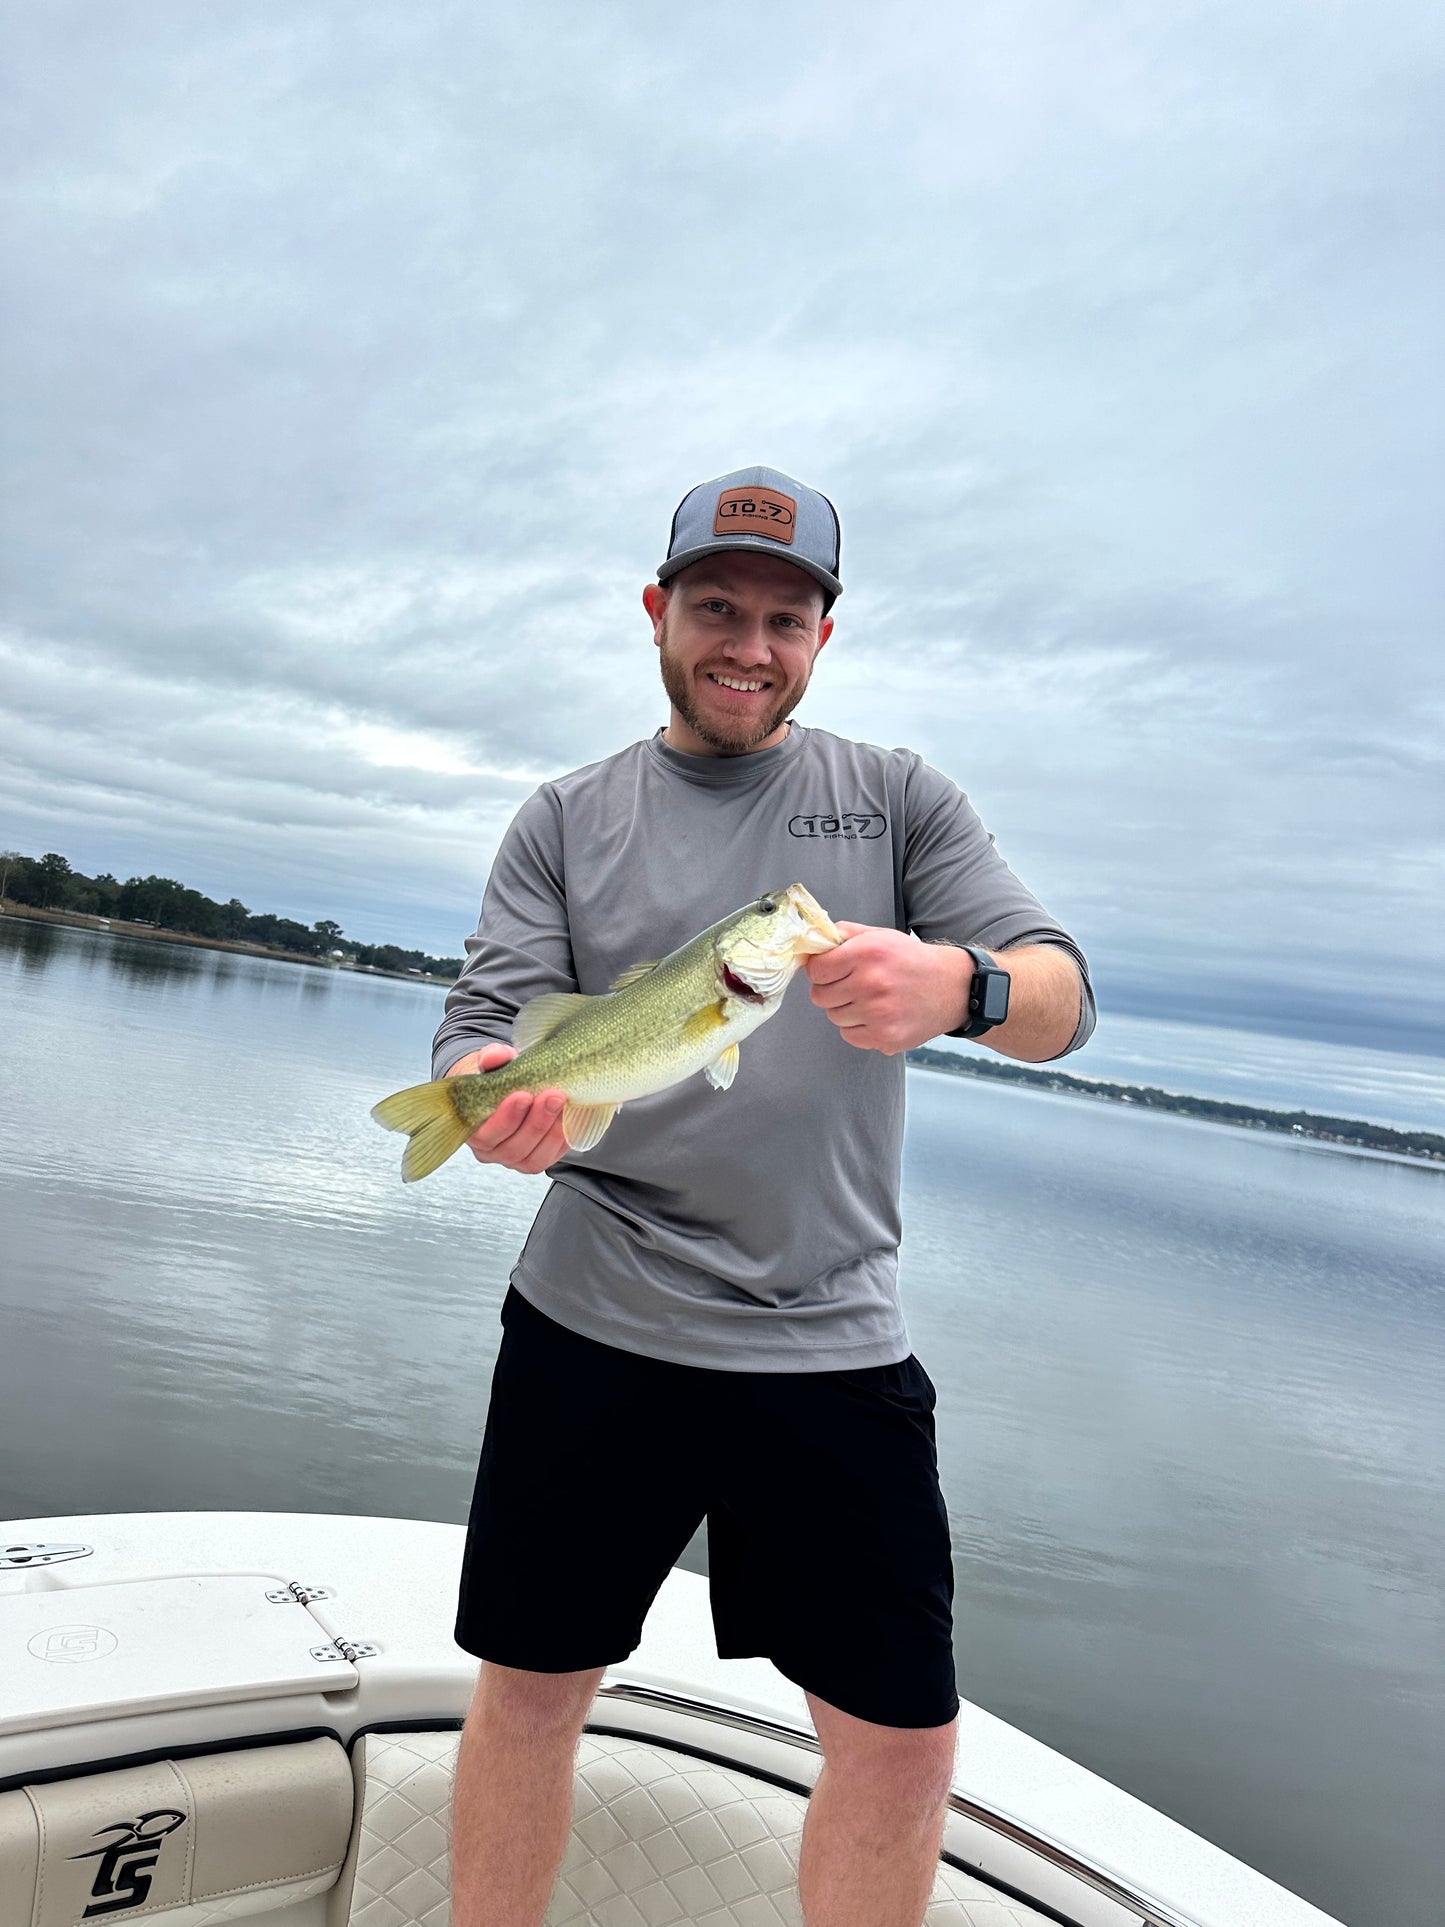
[
  {"x1": 721, "y1": 964, "x2": 768, "y2": 1004},
  {"x1": 716, "y1": 884, "x2": 844, "y2": 1005},
  {"x1": 782, "y1": 882, "x2": 843, "y2": 952}
]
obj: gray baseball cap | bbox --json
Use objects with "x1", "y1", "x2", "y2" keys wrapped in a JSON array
[{"x1": 658, "y1": 465, "x2": 842, "y2": 605}]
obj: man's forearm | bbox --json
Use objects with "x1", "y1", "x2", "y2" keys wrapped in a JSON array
[{"x1": 984, "y1": 944, "x2": 1083, "y2": 1062}]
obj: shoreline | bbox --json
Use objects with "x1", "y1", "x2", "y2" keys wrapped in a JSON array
[
  {"x1": 906, "y1": 1045, "x2": 1445, "y2": 1166},
  {"x1": 0, "y1": 900, "x2": 455, "y2": 988},
  {"x1": 8, "y1": 901, "x2": 1439, "y2": 1161}
]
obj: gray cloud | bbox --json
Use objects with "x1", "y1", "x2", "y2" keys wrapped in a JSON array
[{"x1": 1, "y1": 0, "x2": 1440, "y2": 1032}]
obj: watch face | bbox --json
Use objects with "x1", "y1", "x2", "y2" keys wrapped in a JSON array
[{"x1": 978, "y1": 970, "x2": 1010, "y2": 1024}]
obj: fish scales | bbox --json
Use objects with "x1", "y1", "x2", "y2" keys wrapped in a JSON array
[
  {"x1": 454, "y1": 945, "x2": 723, "y2": 1114},
  {"x1": 372, "y1": 882, "x2": 842, "y2": 1181}
]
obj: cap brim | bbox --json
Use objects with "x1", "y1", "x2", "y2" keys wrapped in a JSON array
[{"x1": 657, "y1": 537, "x2": 842, "y2": 601}]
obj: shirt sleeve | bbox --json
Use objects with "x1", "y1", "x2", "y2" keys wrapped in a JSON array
[
  {"x1": 430, "y1": 785, "x2": 579, "y2": 1079},
  {"x1": 900, "y1": 756, "x2": 1096, "y2": 1055}
]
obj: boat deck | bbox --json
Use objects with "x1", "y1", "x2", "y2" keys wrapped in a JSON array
[{"x1": 0, "y1": 1511, "x2": 1347, "y2": 1927}]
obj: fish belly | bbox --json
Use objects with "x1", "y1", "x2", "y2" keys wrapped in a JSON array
[{"x1": 559, "y1": 1002, "x2": 766, "y2": 1107}]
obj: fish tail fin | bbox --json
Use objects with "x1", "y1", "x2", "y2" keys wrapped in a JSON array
[{"x1": 371, "y1": 1079, "x2": 475, "y2": 1182}]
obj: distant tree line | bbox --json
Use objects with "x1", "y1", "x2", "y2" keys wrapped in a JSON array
[
  {"x1": 0, "y1": 849, "x2": 464, "y2": 979},
  {"x1": 906, "y1": 1044, "x2": 1445, "y2": 1164}
]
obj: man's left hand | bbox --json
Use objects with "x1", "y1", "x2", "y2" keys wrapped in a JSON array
[{"x1": 805, "y1": 922, "x2": 971, "y2": 1055}]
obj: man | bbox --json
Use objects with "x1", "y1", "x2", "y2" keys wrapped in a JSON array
[{"x1": 434, "y1": 466, "x2": 1094, "y2": 1927}]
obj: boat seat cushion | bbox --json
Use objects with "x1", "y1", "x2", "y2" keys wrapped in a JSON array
[
  {"x1": 330, "y1": 1727, "x2": 1055, "y2": 1927},
  {"x1": 0, "y1": 1736, "x2": 353, "y2": 1927}
]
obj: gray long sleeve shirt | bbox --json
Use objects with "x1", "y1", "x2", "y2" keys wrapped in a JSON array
[{"x1": 433, "y1": 724, "x2": 1094, "y2": 1371}]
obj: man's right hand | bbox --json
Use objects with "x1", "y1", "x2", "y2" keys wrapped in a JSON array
[{"x1": 445, "y1": 1043, "x2": 570, "y2": 1175}]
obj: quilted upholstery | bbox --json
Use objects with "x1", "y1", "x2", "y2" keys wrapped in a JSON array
[
  {"x1": 333, "y1": 1733, "x2": 455, "y2": 1927},
  {"x1": 333, "y1": 1728, "x2": 1053, "y2": 1927},
  {"x1": 141, "y1": 1873, "x2": 340, "y2": 1926}
]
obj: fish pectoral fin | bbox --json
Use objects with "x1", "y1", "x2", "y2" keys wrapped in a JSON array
[
  {"x1": 704, "y1": 1044, "x2": 740, "y2": 1091},
  {"x1": 561, "y1": 1100, "x2": 618, "y2": 1152},
  {"x1": 609, "y1": 960, "x2": 661, "y2": 991},
  {"x1": 681, "y1": 1000, "x2": 730, "y2": 1042},
  {"x1": 512, "y1": 991, "x2": 594, "y2": 1052}
]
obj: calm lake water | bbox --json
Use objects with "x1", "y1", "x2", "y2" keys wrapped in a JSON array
[{"x1": 1, "y1": 916, "x2": 1442, "y2": 1927}]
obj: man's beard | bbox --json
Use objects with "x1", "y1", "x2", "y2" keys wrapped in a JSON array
[{"x1": 658, "y1": 625, "x2": 809, "y2": 756}]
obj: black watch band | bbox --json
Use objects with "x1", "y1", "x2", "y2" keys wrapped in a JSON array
[{"x1": 950, "y1": 944, "x2": 1011, "y2": 1038}]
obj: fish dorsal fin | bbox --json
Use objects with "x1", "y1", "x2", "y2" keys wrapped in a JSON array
[
  {"x1": 512, "y1": 991, "x2": 594, "y2": 1053},
  {"x1": 609, "y1": 960, "x2": 660, "y2": 992},
  {"x1": 704, "y1": 1044, "x2": 740, "y2": 1092}
]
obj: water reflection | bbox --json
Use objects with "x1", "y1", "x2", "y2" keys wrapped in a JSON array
[
  {"x1": 0, "y1": 914, "x2": 350, "y2": 997},
  {"x1": 0, "y1": 913, "x2": 68, "y2": 971},
  {"x1": 0, "y1": 914, "x2": 226, "y2": 985}
]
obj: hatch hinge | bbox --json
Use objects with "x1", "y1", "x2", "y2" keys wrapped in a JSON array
[
  {"x1": 311, "y1": 1637, "x2": 378, "y2": 1663},
  {"x1": 1, "y1": 1542, "x2": 94, "y2": 1569},
  {"x1": 263, "y1": 1579, "x2": 372, "y2": 1661}
]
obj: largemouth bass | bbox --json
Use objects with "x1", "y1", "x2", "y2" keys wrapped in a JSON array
[{"x1": 372, "y1": 881, "x2": 843, "y2": 1181}]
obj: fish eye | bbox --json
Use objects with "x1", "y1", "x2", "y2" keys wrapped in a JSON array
[{"x1": 758, "y1": 896, "x2": 777, "y2": 913}]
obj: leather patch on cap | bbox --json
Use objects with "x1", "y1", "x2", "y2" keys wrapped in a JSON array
[{"x1": 713, "y1": 486, "x2": 797, "y2": 545}]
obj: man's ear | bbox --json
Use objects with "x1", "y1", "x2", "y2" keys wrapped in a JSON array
[
  {"x1": 815, "y1": 614, "x2": 834, "y2": 654},
  {"x1": 642, "y1": 581, "x2": 668, "y2": 644}
]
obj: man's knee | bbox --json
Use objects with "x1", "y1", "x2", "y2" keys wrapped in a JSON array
[
  {"x1": 466, "y1": 1661, "x2": 606, "y2": 1746},
  {"x1": 807, "y1": 1693, "x2": 958, "y2": 1814}
]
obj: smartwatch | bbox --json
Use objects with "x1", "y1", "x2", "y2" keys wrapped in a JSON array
[{"x1": 950, "y1": 945, "x2": 1011, "y2": 1038}]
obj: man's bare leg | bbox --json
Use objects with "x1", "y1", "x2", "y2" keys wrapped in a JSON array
[
  {"x1": 798, "y1": 1693, "x2": 958, "y2": 1927},
  {"x1": 450, "y1": 1661, "x2": 605, "y2": 1927}
]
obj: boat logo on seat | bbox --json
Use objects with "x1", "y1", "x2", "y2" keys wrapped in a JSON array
[{"x1": 70, "y1": 1810, "x2": 186, "y2": 1917}]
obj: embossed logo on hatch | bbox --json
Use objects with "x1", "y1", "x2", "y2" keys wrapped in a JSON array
[
  {"x1": 788, "y1": 811, "x2": 887, "y2": 840},
  {"x1": 28, "y1": 1624, "x2": 118, "y2": 1663}
]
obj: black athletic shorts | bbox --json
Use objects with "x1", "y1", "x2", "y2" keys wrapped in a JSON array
[{"x1": 454, "y1": 1286, "x2": 959, "y2": 1730}]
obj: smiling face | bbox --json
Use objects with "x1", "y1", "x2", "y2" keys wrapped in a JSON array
[{"x1": 643, "y1": 551, "x2": 834, "y2": 756}]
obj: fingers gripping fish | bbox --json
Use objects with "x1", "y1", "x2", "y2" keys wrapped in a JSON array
[{"x1": 372, "y1": 883, "x2": 843, "y2": 1181}]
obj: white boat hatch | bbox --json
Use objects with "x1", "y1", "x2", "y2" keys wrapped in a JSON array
[{"x1": 0, "y1": 1574, "x2": 364, "y2": 1736}]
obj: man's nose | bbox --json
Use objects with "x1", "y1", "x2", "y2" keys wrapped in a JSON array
[{"x1": 721, "y1": 617, "x2": 771, "y2": 664}]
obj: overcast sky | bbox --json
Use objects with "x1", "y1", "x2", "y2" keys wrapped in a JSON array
[{"x1": 2, "y1": 1, "x2": 1441, "y2": 1049}]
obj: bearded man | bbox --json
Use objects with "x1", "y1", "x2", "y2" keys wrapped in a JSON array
[{"x1": 433, "y1": 466, "x2": 1095, "y2": 1927}]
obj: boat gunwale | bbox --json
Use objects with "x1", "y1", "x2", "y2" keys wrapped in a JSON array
[{"x1": 597, "y1": 1679, "x2": 1203, "y2": 1927}]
